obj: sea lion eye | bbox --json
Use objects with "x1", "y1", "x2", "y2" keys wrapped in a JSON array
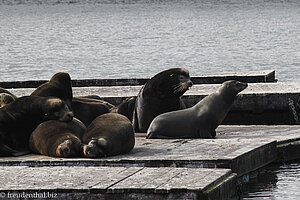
[
  {"x1": 179, "y1": 75, "x2": 185, "y2": 80},
  {"x1": 170, "y1": 74, "x2": 174, "y2": 77}
]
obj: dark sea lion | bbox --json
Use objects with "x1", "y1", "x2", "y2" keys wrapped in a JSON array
[
  {"x1": 73, "y1": 96, "x2": 115, "y2": 109},
  {"x1": 113, "y1": 97, "x2": 136, "y2": 121},
  {"x1": 71, "y1": 97, "x2": 110, "y2": 127},
  {"x1": 82, "y1": 113, "x2": 135, "y2": 158},
  {"x1": 133, "y1": 68, "x2": 193, "y2": 132},
  {"x1": 30, "y1": 118, "x2": 86, "y2": 157},
  {"x1": 147, "y1": 80, "x2": 248, "y2": 139},
  {"x1": 0, "y1": 96, "x2": 73, "y2": 157},
  {"x1": 0, "y1": 93, "x2": 16, "y2": 108},
  {"x1": 31, "y1": 72, "x2": 73, "y2": 107}
]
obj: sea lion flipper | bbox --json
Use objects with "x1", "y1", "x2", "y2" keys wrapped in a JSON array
[
  {"x1": 0, "y1": 143, "x2": 29, "y2": 157},
  {"x1": 197, "y1": 127, "x2": 213, "y2": 139},
  {"x1": 11, "y1": 150, "x2": 31, "y2": 157}
]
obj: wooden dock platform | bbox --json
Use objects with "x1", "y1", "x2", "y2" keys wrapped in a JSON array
[
  {"x1": 1, "y1": 126, "x2": 300, "y2": 199},
  {"x1": 0, "y1": 166, "x2": 237, "y2": 200}
]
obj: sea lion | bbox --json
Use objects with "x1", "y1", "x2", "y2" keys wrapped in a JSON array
[
  {"x1": 113, "y1": 97, "x2": 136, "y2": 121},
  {"x1": 30, "y1": 118, "x2": 86, "y2": 157},
  {"x1": 0, "y1": 96, "x2": 73, "y2": 157},
  {"x1": 0, "y1": 87, "x2": 17, "y2": 99},
  {"x1": 0, "y1": 93, "x2": 16, "y2": 108},
  {"x1": 146, "y1": 80, "x2": 248, "y2": 139},
  {"x1": 31, "y1": 72, "x2": 73, "y2": 107},
  {"x1": 82, "y1": 113, "x2": 135, "y2": 158},
  {"x1": 133, "y1": 68, "x2": 193, "y2": 132},
  {"x1": 73, "y1": 96, "x2": 115, "y2": 109},
  {"x1": 71, "y1": 97, "x2": 110, "y2": 127}
]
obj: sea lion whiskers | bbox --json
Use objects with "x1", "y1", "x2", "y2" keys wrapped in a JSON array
[{"x1": 172, "y1": 81, "x2": 192, "y2": 94}]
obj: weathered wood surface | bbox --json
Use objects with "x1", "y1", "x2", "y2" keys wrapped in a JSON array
[
  {"x1": 0, "y1": 137, "x2": 277, "y2": 177},
  {"x1": 217, "y1": 125, "x2": 300, "y2": 162},
  {"x1": 0, "y1": 166, "x2": 237, "y2": 200},
  {"x1": 0, "y1": 70, "x2": 275, "y2": 88},
  {"x1": 8, "y1": 82, "x2": 300, "y2": 125}
]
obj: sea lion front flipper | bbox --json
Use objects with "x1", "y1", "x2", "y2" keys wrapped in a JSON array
[{"x1": 197, "y1": 127, "x2": 213, "y2": 139}]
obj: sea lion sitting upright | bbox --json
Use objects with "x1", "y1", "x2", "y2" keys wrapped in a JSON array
[
  {"x1": 30, "y1": 118, "x2": 86, "y2": 158},
  {"x1": 31, "y1": 72, "x2": 73, "y2": 107},
  {"x1": 147, "y1": 80, "x2": 248, "y2": 139},
  {"x1": 0, "y1": 96, "x2": 73, "y2": 157},
  {"x1": 82, "y1": 113, "x2": 135, "y2": 158},
  {"x1": 133, "y1": 68, "x2": 193, "y2": 132},
  {"x1": 0, "y1": 93, "x2": 16, "y2": 108}
]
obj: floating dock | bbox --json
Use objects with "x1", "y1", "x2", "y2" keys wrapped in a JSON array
[
  {"x1": 1, "y1": 126, "x2": 300, "y2": 199},
  {"x1": 0, "y1": 166, "x2": 237, "y2": 200},
  {"x1": 1, "y1": 70, "x2": 300, "y2": 199}
]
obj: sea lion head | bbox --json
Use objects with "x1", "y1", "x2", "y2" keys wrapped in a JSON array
[
  {"x1": 56, "y1": 138, "x2": 81, "y2": 157},
  {"x1": 50, "y1": 72, "x2": 72, "y2": 86},
  {"x1": 82, "y1": 138, "x2": 110, "y2": 158},
  {"x1": 145, "y1": 68, "x2": 193, "y2": 98},
  {"x1": 221, "y1": 80, "x2": 248, "y2": 96},
  {"x1": 31, "y1": 72, "x2": 73, "y2": 108},
  {"x1": 44, "y1": 98, "x2": 74, "y2": 122},
  {"x1": 0, "y1": 93, "x2": 16, "y2": 108}
]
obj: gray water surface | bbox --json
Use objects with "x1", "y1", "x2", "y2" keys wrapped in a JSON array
[{"x1": 0, "y1": 0, "x2": 299, "y2": 82}]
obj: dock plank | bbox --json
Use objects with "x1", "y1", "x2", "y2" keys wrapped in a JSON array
[{"x1": 0, "y1": 166, "x2": 237, "y2": 200}]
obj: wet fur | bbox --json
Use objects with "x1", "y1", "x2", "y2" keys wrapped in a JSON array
[
  {"x1": 133, "y1": 68, "x2": 193, "y2": 132},
  {"x1": 71, "y1": 97, "x2": 110, "y2": 127},
  {"x1": 82, "y1": 113, "x2": 135, "y2": 158},
  {"x1": 31, "y1": 72, "x2": 73, "y2": 107},
  {"x1": 0, "y1": 96, "x2": 73, "y2": 157},
  {"x1": 147, "y1": 80, "x2": 248, "y2": 139},
  {"x1": 30, "y1": 118, "x2": 85, "y2": 157},
  {"x1": 0, "y1": 93, "x2": 16, "y2": 108}
]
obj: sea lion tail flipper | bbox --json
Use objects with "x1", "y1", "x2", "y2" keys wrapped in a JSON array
[
  {"x1": 0, "y1": 143, "x2": 29, "y2": 157},
  {"x1": 97, "y1": 138, "x2": 108, "y2": 148},
  {"x1": 11, "y1": 150, "x2": 31, "y2": 157}
]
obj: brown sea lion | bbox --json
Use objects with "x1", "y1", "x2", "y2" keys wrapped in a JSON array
[
  {"x1": 30, "y1": 118, "x2": 86, "y2": 157},
  {"x1": 0, "y1": 87, "x2": 17, "y2": 99},
  {"x1": 0, "y1": 96, "x2": 73, "y2": 157},
  {"x1": 73, "y1": 96, "x2": 115, "y2": 109},
  {"x1": 71, "y1": 97, "x2": 110, "y2": 127},
  {"x1": 82, "y1": 113, "x2": 135, "y2": 158},
  {"x1": 133, "y1": 68, "x2": 193, "y2": 132},
  {"x1": 31, "y1": 72, "x2": 73, "y2": 107},
  {"x1": 146, "y1": 80, "x2": 248, "y2": 139},
  {"x1": 0, "y1": 93, "x2": 16, "y2": 108}
]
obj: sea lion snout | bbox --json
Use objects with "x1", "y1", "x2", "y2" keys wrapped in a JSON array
[
  {"x1": 59, "y1": 111, "x2": 74, "y2": 122},
  {"x1": 82, "y1": 139, "x2": 106, "y2": 158},
  {"x1": 56, "y1": 140, "x2": 73, "y2": 157}
]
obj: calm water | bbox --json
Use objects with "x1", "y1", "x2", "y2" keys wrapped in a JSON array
[
  {"x1": 0, "y1": 0, "x2": 299, "y2": 82},
  {"x1": 0, "y1": 0, "x2": 300, "y2": 199}
]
